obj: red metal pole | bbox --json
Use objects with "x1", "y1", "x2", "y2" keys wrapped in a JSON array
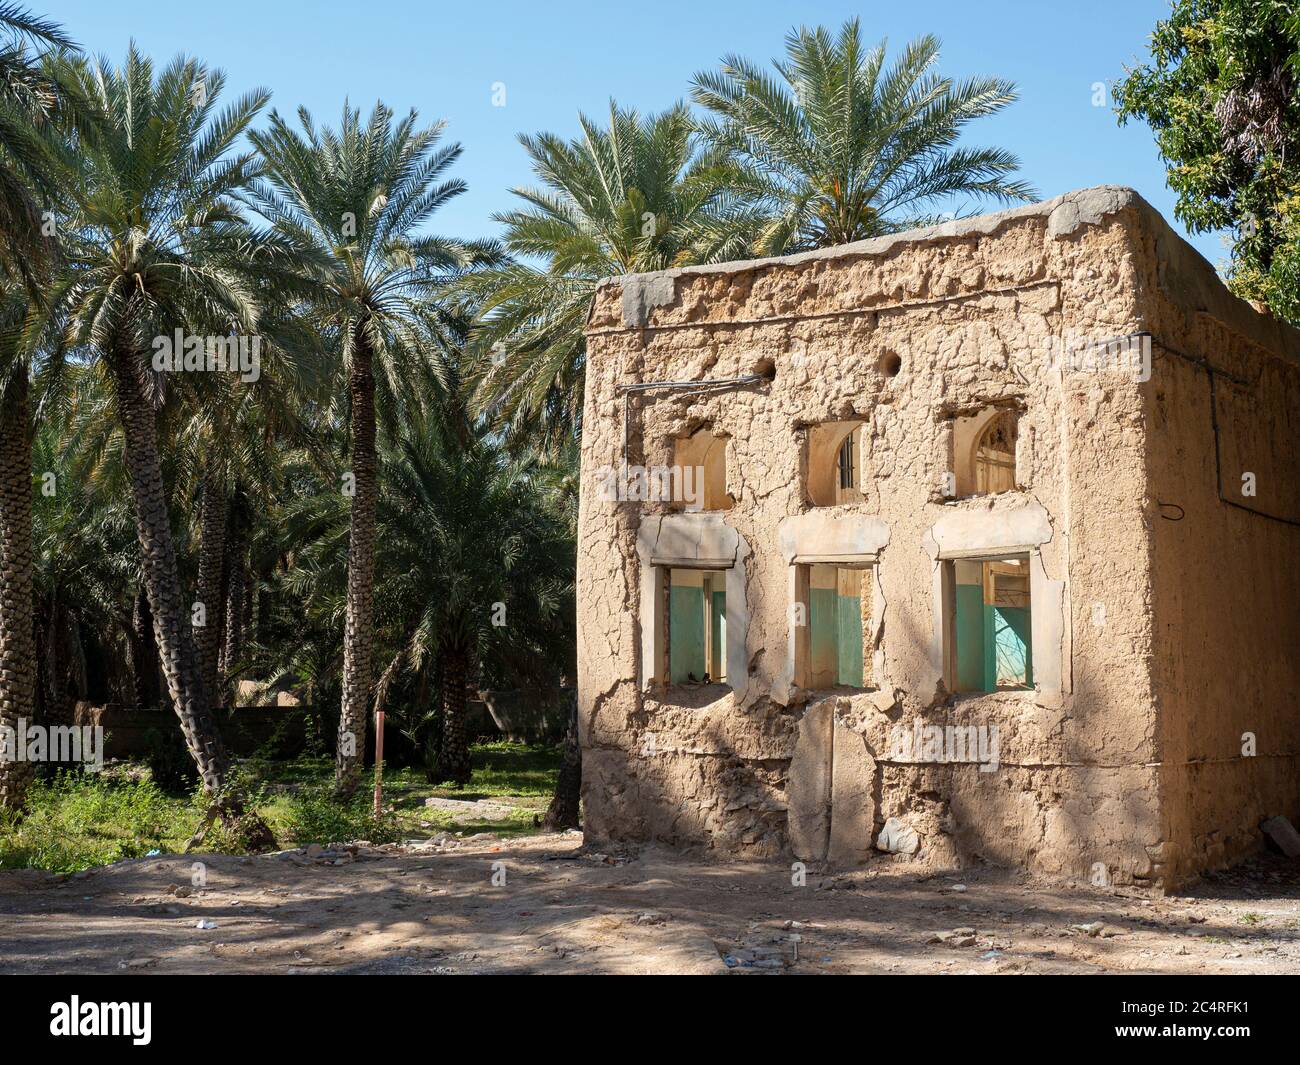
[{"x1": 373, "y1": 709, "x2": 385, "y2": 817}]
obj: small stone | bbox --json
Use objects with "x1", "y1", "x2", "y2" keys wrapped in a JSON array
[
  {"x1": 875, "y1": 817, "x2": 920, "y2": 855},
  {"x1": 195, "y1": 919, "x2": 217, "y2": 930},
  {"x1": 1260, "y1": 815, "x2": 1300, "y2": 859}
]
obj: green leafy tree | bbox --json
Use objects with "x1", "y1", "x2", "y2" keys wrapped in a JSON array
[
  {"x1": 47, "y1": 47, "x2": 287, "y2": 842},
  {"x1": 691, "y1": 18, "x2": 1036, "y2": 254},
  {"x1": 458, "y1": 102, "x2": 763, "y2": 453},
  {"x1": 250, "y1": 102, "x2": 500, "y2": 796},
  {"x1": 1115, "y1": 0, "x2": 1300, "y2": 323},
  {"x1": 281, "y1": 394, "x2": 574, "y2": 788}
]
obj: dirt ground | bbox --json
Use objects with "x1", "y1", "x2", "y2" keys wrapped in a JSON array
[{"x1": 3, "y1": 833, "x2": 1299, "y2": 974}]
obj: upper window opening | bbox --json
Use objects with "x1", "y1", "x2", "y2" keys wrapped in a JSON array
[
  {"x1": 951, "y1": 408, "x2": 1020, "y2": 498},
  {"x1": 806, "y1": 421, "x2": 865, "y2": 506},
  {"x1": 975, "y1": 412, "x2": 1017, "y2": 494},
  {"x1": 671, "y1": 430, "x2": 732, "y2": 511}
]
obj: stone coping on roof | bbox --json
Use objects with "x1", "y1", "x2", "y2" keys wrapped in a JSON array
[{"x1": 588, "y1": 184, "x2": 1300, "y2": 366}]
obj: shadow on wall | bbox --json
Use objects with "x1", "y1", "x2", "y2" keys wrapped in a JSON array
[
  {"x1": 943, "y1": 653, "x2": 1164, "y2": 885},
  {"x1": 581, "y1": 680, "x2": 792, "y2": 857}
]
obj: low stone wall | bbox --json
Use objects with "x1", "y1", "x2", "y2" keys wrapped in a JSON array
[
  {"x1": 479, "y1": 688, "x2": 573, "y2": 744},
  {"x1": 73, "y1": 704, "x2": 313, "y2": 759},
  {"x1": 71, "y1": 694, "x2": 540, "y2": 761}
]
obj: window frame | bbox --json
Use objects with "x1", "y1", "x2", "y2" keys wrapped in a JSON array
[{"x1": 973, "y1": 411, "x2": 1018, "y2": 495}]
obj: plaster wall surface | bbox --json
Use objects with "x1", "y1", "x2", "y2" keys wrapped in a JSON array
[
  {"x1": 1130, "y1": 205, "x2": 1300, "y2": 884},
  {"x1": 577, "y1": 186, "x2": 1299, "y2": 886}
]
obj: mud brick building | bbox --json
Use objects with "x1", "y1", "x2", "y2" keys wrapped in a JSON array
[{"x1": 576, "y1": 186, "x2": 1300, "y2": 887}]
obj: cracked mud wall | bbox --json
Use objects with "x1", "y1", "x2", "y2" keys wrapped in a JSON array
[
  {"x1": 577, "y1": 187, "x2": 1197, "y2": 884},
  {"x1": 1134, "y1": 205, "x2": 1300, "y2": 885}
]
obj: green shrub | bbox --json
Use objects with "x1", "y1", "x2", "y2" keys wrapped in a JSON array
[{"x1": 283, "y1": 785, "x2": 403, "y2": 846}]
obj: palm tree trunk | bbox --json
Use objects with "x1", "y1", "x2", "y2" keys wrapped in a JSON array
[
  {"x1": 33, "y1": 598, "x2": 47, "y2": 725},
  {"x1": 543, "y1": 694, "x2": 582, "y2": 830},
  {"x1": 221, "y1": 535, "x2": 245, "y2": 687},
  {"x1": 106, "y1": 344, "x2": 230, "y2": 798},
  {"x1": 194, "y1": 468, "x2": 227, "y2": 713},
  {"x1": 337, "y1": 333, "x2": 378, "y2": 796},
  {"x1": 436, "y1": 646, "x2": 471, "y2": 787},
  {"x1": 0, "y1": 373, "x2": 36, "y2": 811},
  {"x1": 242, "y1": 561, "x2": 255, "y2": 647}
]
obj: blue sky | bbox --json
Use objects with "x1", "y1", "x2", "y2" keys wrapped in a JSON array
[{"x1": 47, "y1": 0, "x2": 1226, "y2": 266}]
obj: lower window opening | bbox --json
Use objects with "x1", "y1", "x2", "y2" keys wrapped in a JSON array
[
  {"x1": 804, "y1": 563, "x2": 872, "y2": 689},
  {"x1": 667, "y1": 568, "x2": 727, "y2": 685},
  {"x1": 951, "y1": 557, "x2": 1032, "y2": 692}
]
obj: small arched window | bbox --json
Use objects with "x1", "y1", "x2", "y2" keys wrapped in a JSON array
[
  {"x1": 672, "y1": 430, "x2": 732, "y2": 511},
  {"x1": 974, "y1": 411, "x2": 1017, "y2": 495},
  {"x1": 805, "y1": 421, "x2": 865, "y2": 506}
]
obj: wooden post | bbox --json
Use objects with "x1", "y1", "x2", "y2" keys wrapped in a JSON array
[{"x1": 373, "y1": 709, "x2": 385, "y2": 817}]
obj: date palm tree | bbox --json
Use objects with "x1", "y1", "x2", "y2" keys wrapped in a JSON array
[
  {"x1": 281, "y1": 393, "x2": 574, "y2": 788},
  {"x1": 179, "y1": 373, "x2": 314, "y2": 715},
  {"x1": 0, "y1": 286, "x2": 40, "y2": 809},
  {"x1": 691, "y1": 19, "x2": 1036, "y2": 254},
  {"x1": 385, "y1": 405, "x2": 573, "y2": 786},
  {"x1": 0, "y1": 6, "x2": 89, "y2": 810},
  {"x1": 31, "y1": 384, "x2": 142, "y2": 719},
  {"x1": 456, "y1": 102, "x2": 764, "y2": 454},
  {"x1": 250, "y1": 102, "x2": 501, "y2": 797},
  {"x1": 47, "y1": 47, "x2": 287, "y2": 841},
  {"x1": 0, "y1": 5, "x2": 78, "y2": 290}
]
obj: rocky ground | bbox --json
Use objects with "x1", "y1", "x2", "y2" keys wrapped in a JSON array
[{"x1": 2, "y1": 833, "x2": 1298, "y2": 974}]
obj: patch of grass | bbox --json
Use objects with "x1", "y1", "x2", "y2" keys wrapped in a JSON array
[
  {"x1": 0, "y1": 742, "x2": 563, "y2": 871},
  {"x1": 438, "y1": 742, "x2": 561, "y2": 798},
  {"x1": 0, "y1": 770, "x2": 199, "y2": 872},
  {"x1": 1239, "y1": 912, "x2": 1263, "y2": 926}
]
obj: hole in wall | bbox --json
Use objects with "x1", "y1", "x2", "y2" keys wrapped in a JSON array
[
  {"x1": 752, "y1": 357, "x2": 776, "y2": 381},
  {"x1": 878, "y1": 352, "x2": 902, "y2": 377}
]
